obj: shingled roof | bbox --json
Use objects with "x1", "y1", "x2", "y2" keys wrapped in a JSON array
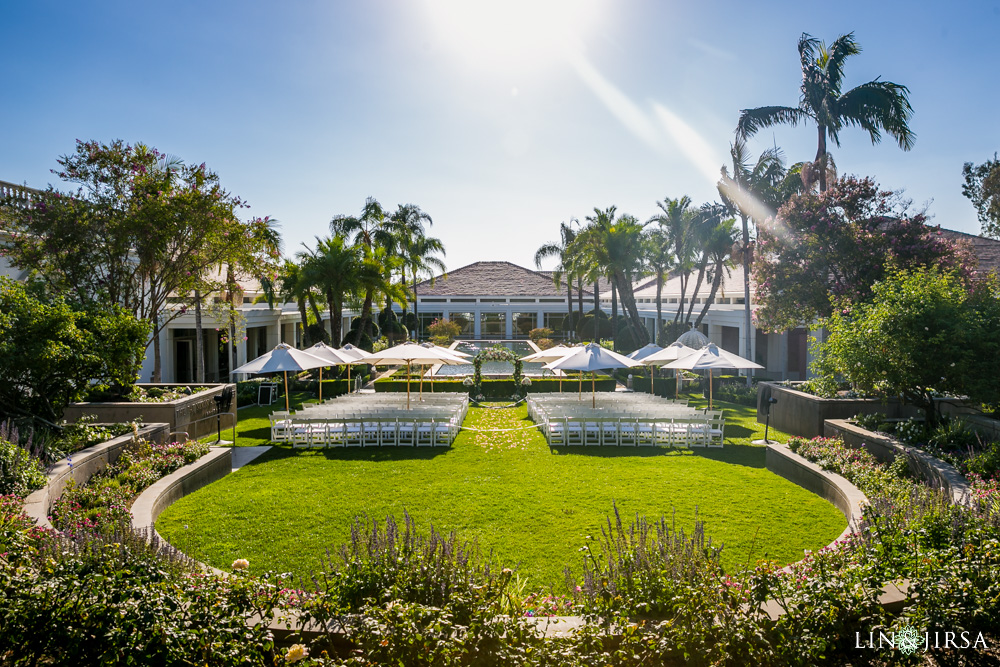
[
  {"x1": 937, "y1": 227, "x2": 1000, "y2": 274},
  {"x1": 416, "y1": 261, "x2": 574, "y2": 297}
]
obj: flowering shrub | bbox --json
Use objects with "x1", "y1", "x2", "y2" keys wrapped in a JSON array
[
  {"x1": 50, "y1": 439, "x2": 209, "y2": 535},
  {"x1": 0, "y1": 428, "x2": 47, "y2": 497},
  {"x1": 787, "y1": 436, "x2": 912, "y2": 500},
  {"x1": 125, "y1": 385, "x2": 210, "y2": 403}
]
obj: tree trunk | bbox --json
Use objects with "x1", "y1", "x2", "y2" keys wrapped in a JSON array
[
  {"x1": 194, "y1": 289, "x2": 205, "y2": 382},
  {"x1": 740, "y1": 213, "x2": 753, "y2": 387},
  {"x1": 655, "y1": 271, "x2": 663, "y2": 344},
  {"x1": 674, "y1": 273, "x2": 687, "y2": 323},
  {"x1": 817, "y1": 125, "x2": 828, "y2": 192},
  {"x1": 412, "y1": 268, "x2": 419, "y2": 340},
  {"x1": 611, "y1": 282, "x2": 618, "y2": 348},
  {"x1": 694, "y1": 261, "x2": 725, "y2": 327},
  {"x1": 327, "y1": 289, "x2": 337, "y2": 343},
  {"x1": 356, "y1": 290, "x2": 374, "y2": 345},
  {"x1": 152, "y1": 316, "x2": 162, "y2": 382},
  {"x1": 615, "y1": 270, "x2": 649, "y2": 345},
  {"x1": 297, "y1": 299, "x2": 309, "y2": 347},
  {"x1": 576, "y1": 276, "x2": 584, "y2": 317},
  {"x1": 686, "y1": 259, "x2": 708, "y2": 323},
  {"x1": 593, "y1": 280, "x2": 599, "y2": 314}
]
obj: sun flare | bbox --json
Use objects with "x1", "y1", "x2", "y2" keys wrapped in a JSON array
[{"x1": 423, "y1": 0, "x2": 603, "y2": 73}]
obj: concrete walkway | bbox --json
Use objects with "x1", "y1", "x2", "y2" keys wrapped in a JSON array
[{"x1": 230, "y1": 446, "x2": 272, "y2": 471}]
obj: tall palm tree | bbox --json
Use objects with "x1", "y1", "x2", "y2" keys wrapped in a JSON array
[
  {"x1": 649, "y1": 196, "x2": 696, "y2": 324},
  {"x1": 694, "y1": 216, "x2": 739, "y2": 327},
  {"x1": 299, "y1": 236, "x2": 362, "y2": 346},
  {"x1": 718, "y1": 137, "x2": 792, "y2": 377},
  {"x1": 391, "y1": 204, "x2": 445, "y2": 336},
  {"x1": 331, "y1": 197, "x2": 398, "y2": 340},
  {"x1": 277, "y1": 259, "x2": 323, "y2": 346},
  {"x1": 736, "y1": 32, "x2": 914, "y2": 192},
  {"x1": 577, "y1": 207, "x2": 649, "y2": 344},
  {"x1": 534, "y1": 220, "x2": 580, "y2": 337},
  {"x1": 643, "y1": 219, "x2": 674, "y2": 343}
]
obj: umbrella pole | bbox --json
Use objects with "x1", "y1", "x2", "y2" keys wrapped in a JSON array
[
  {"x1": 319, "y1": 366, "x2": 323, "y2": 402},
  {"x1": 347, "y1": 363, "x2": 351, "y2": 391},
  {"x1": 675, "y1": 370, "x2": 679, "y2": 400},
  {"x1": 406, "y1": 362, "x2": 411, "y2": 410},
  {"x1": 284, "y1": 371, "x2": 289, "y2": 412},
  {"x1": 579, "y1": 373, "x2": 583, "y2": 401},
  {"x1": 709, "y1": 369, "x2": 714, "y2": 410},
  {"x1": 592, "y1": 373, "x2": 596, "y2": 408},
  {"x1": 419, "y1": 364, "x2": 423, "y2": 401}
]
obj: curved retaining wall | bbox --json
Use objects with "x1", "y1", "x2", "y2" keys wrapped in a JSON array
[
  {"x1": 131, "y1": 447, "x2": 232, "y2": 534},
  {"x1": 824, "y1": 419, "x2": 969, "y2": 505},
  {"x1": 764, "y1": 442, "x2": 868, "y2": 545},
  {"x1": 23, "y1": 423, "x2": 171, "y2": 528}
]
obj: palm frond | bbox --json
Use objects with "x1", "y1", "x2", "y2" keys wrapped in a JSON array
[
  {"x1": 837, "y1": 80, "x2": 915, "y2": 150},
  {"x1": 736, "y1": 106, "x2": 811, "y2": 139},
  {"x1": 797, "y1": 33, "x2": 821, "y2": 72},
  {"x1": 824, "y1": 32, "x2": 861, "y2": 95}
]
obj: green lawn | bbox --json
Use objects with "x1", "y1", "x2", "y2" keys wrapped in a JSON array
[{"x1": 165, "y1": 393, "x2": 845, "y2": 590}]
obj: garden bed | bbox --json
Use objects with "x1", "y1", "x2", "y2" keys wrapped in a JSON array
[
  {"x1": 63, "y1": 383, "x2": 235, "y2": 440},
  {"x1": 755, "y1": 381, "x2": 960, "y2": 438},
  {"x1": 22, "y1": 423, "x2": 171, "y2": 528}
]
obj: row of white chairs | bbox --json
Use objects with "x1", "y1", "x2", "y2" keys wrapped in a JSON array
[
  {"x1": 527, "y1": 394, "x2": 725, "y2": 448},
  {"x1": 269, "y1": 414, "x2": 459, "y2": 447},
  {"x1": 540, "y1": 413, "x2": 725, "y2": 447}
]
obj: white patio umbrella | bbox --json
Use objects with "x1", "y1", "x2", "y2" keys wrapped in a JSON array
[
  {"x1": 544, "y1": 342, "x2": 642, "y2": 407},
  {"x1": 626, "y1": 343, "x2": 664, "y2": 361},
  {"x1": 418, "y1": 342, "x2": 471, "y2": 395},
  {"x1": 639, "y1": 341, "x2": 697, "y2": 398},
  {"x1": 306, "y1": 342, "x2": 363, "y2": 401},
  {"x1": 521, "y1": 345, "x2": 579, "y2": 391},
  {"x1": 662, "y1": 343, "x2": 763, "y2": 409},
  {"x1": 230, "y1": 343, "x2": 330, "y2": 412},
  {"x1": 363, "y1": 342, "x2": 467, "y2": 409},
  {"x1": 336, "y1": 344, "x2": 373, "y2": 386}
]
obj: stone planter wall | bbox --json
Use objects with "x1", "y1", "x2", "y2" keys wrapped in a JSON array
[
  {"x1": 63, "y1": 383, "x2": 236, "y2": 440},
  {"x1": 756, "y1": 382, "x2": 960, "y2": 439},
  {"x1": 22, "y1": 423, "x2": 171, "y2": 528},
  {"x1": 131, "y1": 447, "x2": 232, "y2": 536},
  {"x1": 824, "y1": 419, "x2": 969, "y2": 504}
]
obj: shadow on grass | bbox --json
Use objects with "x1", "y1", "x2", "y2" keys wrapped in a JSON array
[
  {"x1": 243, "y1": 443, "x2": 453, "y2": 465},
  {"x1": 548, "y1": 443, "x2": 766, "y2": 468}
]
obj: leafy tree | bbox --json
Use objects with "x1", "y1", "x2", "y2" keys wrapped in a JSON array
[
  {"x1": 815, "y1": 268, "x2": 1000, "y2": 426},
  {"x1": 693, "y1": 215, "x2": 739, "y2": 328},
  {"x1": 0, "y1": 277, "x2": 149, "y2": 424},
  {"x1": 0, "y1": 140, "x2": 277, "y2": 380},
  {"x1": 753, "y1": 176, "x2": 974, "y2": 331},
  {"x1": 736, "y1": 32, "x2": 914, "y2": 192},
  {"x1": 962, "y1": 154, "x2": 1000, "y2": 238}
]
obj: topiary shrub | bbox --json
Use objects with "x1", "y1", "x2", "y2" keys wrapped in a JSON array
[
  {"x1": 342, "y1": 330, "x2": 374, "y2": 352},
  {"x1": 575, "y1": 310, "x2": 611, "y2": 340},
  {"x1": 657, "y1": 320, "x2": 688, "y2": 346},
  {"x1": 614, "y1": 324, "x2": 645, "y2": 355},
  {"x1": 350, "y1": 316, "x2": 380, "y2": 339}
]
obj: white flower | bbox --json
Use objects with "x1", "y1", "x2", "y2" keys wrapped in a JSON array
[
  {"x1": 285, "y1": 644, "x2": 308, "y2": 663},
  {"x1": 232, "y1": 558, "x2": 249, "y2": 571}
]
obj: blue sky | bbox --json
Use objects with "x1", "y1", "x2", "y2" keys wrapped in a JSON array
[{"x1": 3, "y1": 1, "x2": 999, "y2": 272}]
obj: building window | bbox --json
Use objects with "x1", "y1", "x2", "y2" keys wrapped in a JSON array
[
  {"x1": 449, "y1": 312, "x2": 475, "y2": 336},
  {"x1": 512, "y1": 312, "x2": 536, "y2": 337},
  {"x1": 418, "y1": 312, "x2": 443, "y2": 336},
  {"x1": 480, "y1": 312, "x2": 505, "y2": 337},
  {"x1": 544, "y1": 312, "x2": 568, "y2": 332},
  {"x1": 450, "y1": 298, "x2": 476, "y2": 303}
]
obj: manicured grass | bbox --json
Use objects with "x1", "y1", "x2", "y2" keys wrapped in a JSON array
[{"x1": 163, "y1": 393, "x2": 845, "y2": 590}]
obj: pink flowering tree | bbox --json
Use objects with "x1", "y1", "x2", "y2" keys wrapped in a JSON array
[
  {"x1": 814, "y1": 268, "x2": 1000, "y2": 426},
  {"x1": 0, "y1": 140, "x2": 280, "y2": 382},
  {"x1": 752, "y1": 176, "x2": 974, "y2": 332}
]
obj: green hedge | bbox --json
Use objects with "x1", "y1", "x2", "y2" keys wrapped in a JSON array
[{"x1": 374, "y1": 377, "x2": 619, "y2": 398}]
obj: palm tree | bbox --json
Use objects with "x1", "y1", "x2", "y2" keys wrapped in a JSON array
[
  {"x1": 648, "y1": 196, "x2": 696, "y2": 324},
  {"x1": 577, "y1": 207, "x2": 649, "y2": 345},
  {"x1": 642, "y1": 220, "x2": 674, "y2": 343},
  {"x1": 694, "y1": 216, "x2": 739, "y2": 327},
  {"x1": 391, "y1": 204, "x2": 445, "y2": 337},
  {"x1": 736, "y1": 32, "x2": 914, "y2": 192},
  {"x1": 299, "y1": 236, "x2": 362, "y2": 346},
  {"x1": 330, "y1": 197, "x2": 398, "y2": 340},
  {"x1": 277, "y1": 259, "x2": 323, "y2": 346},
  {"x1": 718, "y1": 137, "x2": 793, "y2": 377},
  {"x1": 534, "y1": 220, "x2": 580, "y2": 338}
]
